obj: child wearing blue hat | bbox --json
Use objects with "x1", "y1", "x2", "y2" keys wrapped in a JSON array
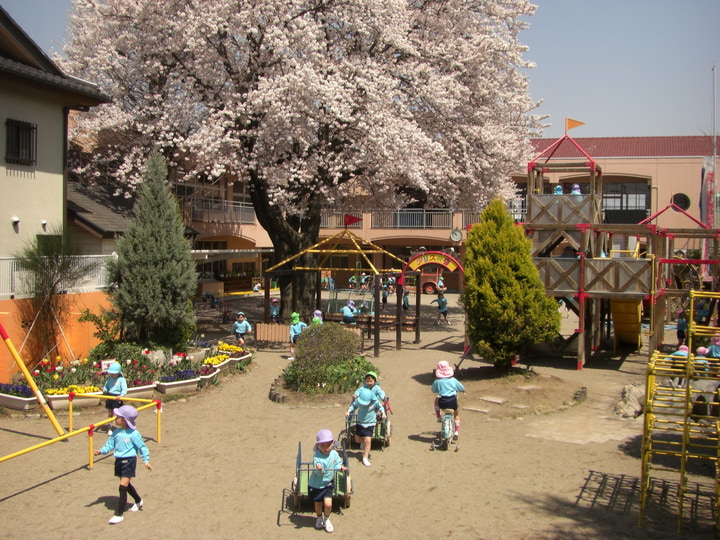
[
  {"x1": 102, "y1": 361, "x2": 127, "y2": 430},
  {"x1": 309, "y1": 429, "x2": 346, "y2": 533},
  {"x1": 232, "y1": 312, "x2": 252, "y2": 347},
  {"x1": 94, "y1": 405, "x2": 152, "y2": 524},
  {"x1": 346, "y1": 387, "x2": 385, "y2": 467}
]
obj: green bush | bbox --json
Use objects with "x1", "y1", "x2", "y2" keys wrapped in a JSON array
[{"x1": 283, "y1": 323, "x2": 378, "y2": 394}]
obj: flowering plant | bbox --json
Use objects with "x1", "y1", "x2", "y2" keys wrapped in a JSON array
[
  {"x1": 203, "y1": 354, "x2": 230, "y2": 366},
  {"x1": 31, "y1": 357, "x2": 100, "y2": 392},
  {"x1": 120, "y1": 356, "x2": 158, "y2": 387},
  {"x1": 217, "y1": 342, "x2": 244, "y2": 354},
  {"x1": 196, "y1": 364, "x2": 217, "y2": 377},
  {"x1": 0, "y1": 382, "x2": 34, "y2": 398},
  {"x1": 157, "y1": 355, "x2": 201, "y2": 382},
  {"x1": 45, "y1": 384, "x2": 101, "y2": 395}
]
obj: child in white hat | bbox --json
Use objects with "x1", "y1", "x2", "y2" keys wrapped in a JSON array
[{"x1": 309, "y1": 429, "x2": 346, "y2": 533}]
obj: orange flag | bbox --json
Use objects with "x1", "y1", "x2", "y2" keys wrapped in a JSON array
[{"x1": 565, "y1": 118, "x2": 585, "y2": 133}]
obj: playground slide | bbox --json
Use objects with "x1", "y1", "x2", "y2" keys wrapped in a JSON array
[{"x1": 610, "y1": 299, "x2": 643, "y2": 350}]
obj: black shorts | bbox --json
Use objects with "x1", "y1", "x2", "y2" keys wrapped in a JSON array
[
  {"x1": 677, "y1": 330, "x2": 686, "y2": 341},
  {"x1": 114, "y1": 456, "x2": 137, "y2": 478},
  {"x1": 342, "y1": 316, "x2": 356, "y2": 324},
  {"x1": 309, "y1": 483, "x2": 334, "y2": 502},
  {"x1": 235, "y1": 332, "x2": 246, "y2": 340},
  {"x1": 438, "y1": 395, "x2": 458, "y2": 411},
  {"x1": 105, "y1": 396, "x2": 123, "y2": 410},
  {"x1": 355, "y1": 424, "x2": 375, "y2": 438}
]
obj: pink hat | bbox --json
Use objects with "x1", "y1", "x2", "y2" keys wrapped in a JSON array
[
  {"x1": 696, "y1": 347, "x2": 709, "y2": 356},
  {"x1": 712, "y1": 336, "x2": 720, "y2": 346},
  {"x1": 435, "y1": 360, "x2": 454, "y2": 379},
  {"x1": 678, "y1": 345, "x2": 689, "y2": 352}
]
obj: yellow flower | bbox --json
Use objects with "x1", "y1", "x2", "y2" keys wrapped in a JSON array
[{"x1": 52, "y1": 374, "x2": 59, "y2": 381}]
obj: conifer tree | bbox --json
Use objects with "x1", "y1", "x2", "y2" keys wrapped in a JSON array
[
  {"x1": 463, "y1": 199, "x2": 560, "y2": 369},
  {"x1": 107, "y1": 151, "x2": 197, "y2": 349}
]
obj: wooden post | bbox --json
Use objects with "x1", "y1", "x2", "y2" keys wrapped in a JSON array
[
  {"x1": 395, "y1": 273, "x2": 402, "y2": 350},
  {"x1": 414, "y1": 271, "x2": 421, "y2": 344},
  {"x1": 373, "y1": 274, "x2": 381, "y2": 357}
]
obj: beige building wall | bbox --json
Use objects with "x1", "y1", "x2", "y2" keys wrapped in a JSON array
[{"x1": 0, "y1": 80, "x2": 66, "y2": 257}]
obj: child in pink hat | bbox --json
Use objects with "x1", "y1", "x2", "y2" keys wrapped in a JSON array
[{"x1": 431, "y1": 361, "x2": 465, "y2": 438}]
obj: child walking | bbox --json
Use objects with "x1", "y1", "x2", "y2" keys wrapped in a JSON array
[
  {"x1": 288, "y1": 312, "x2": 307, "y2": 360},
  {"x1": 345, "y1": 387, "x2": 385, "y2": 467},
  {"x1": 430, "y1": 293, "x2": 450, "y2": 325},
  {"x1": 431, "y1": 360, "x2": 465, "y2": 439},
  {"x1": 94, "y1": 405, "x2": 152, "y2": 524},
  {"x1": 269, "y1": 298, "x2": 281, "y2": 323},
  {"x1": 353, "y1": 371, "x2": 386, "y2": 403},
  {"x1": 309, "y1": 429, "x2": 346, "y2": 533},
  {"x1": 232, "y1": 312, "x2": 252, "y2": 347},
  {"x1": 102, "y1": 362, "x2": 127, "y2": 432}
]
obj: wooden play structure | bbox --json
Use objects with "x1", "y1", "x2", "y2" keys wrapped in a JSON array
[
  {"x1": 262, "y1": 228, "x2": 413, "y2": 357},
  {"x1": 525, "y1": 134, "x2": 720, "y2": 368}
]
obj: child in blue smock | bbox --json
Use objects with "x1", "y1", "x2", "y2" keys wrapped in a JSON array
[
  {"x1": 353, "y1": 371, "x2": 386, "y2": 403},
  {"x1": 430, "y1": 292, "x2": 450, "y2": 325},
  {"x1": 431, "y1": 360, "x2": 465, "y2": 438},
  {"x1": 346, "y1": 387, "x2": 385, "y2": 467},
  {"x1": 232, "y1": 312, "x2": 252, "y2": 347},
  {"x1": 288, "y1": 312, "x2": 307, "y2": 360},
  {"x1": 269, "y1": 298, "x2": 280, "y2": 323},
  {"x1": 340, "y1": 300, "x2": 358, "y2": 324},
  {"x1": 309, "y1": 429, "x2": 345, "y2": 533},
  {"x1": 94, "y1": 405, "x2": 152, "y2": 524},
  {"x1": 103, "y1": 361, "x2": 128, "y2": 428}
]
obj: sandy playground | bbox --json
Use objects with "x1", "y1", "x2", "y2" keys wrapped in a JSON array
[{"x1": 0, "y1": 293, "x2": 717, "y2": 539}]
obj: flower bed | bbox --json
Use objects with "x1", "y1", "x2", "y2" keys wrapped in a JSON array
[{"x1": 0, "y1": 383, "x2": 38, "y2": 411}]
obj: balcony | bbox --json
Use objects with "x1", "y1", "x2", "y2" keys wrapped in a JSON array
[{"x1": 190, "y1": 200, "x2": 255, "y2": 224}]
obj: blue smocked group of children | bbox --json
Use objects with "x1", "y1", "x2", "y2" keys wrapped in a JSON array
[{"x1": 311, "y1": 360, "x2": 464, "y2": 533}]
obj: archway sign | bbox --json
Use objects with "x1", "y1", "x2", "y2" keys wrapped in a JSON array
[{"x1": 402, "y1": 250, "x2": 464, "y2": 277}]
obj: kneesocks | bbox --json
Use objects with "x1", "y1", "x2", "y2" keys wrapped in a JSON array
[
  {"x1": 117, "y1": 485, "x2": 128, "y2": 516},
  {"x1": 127, "y1": 482, "x2": 140, "y2": 503}
]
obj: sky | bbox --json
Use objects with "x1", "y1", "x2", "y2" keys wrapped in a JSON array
[{"x1": 2, "y1": 0, "x2": 718, "y2": 139}]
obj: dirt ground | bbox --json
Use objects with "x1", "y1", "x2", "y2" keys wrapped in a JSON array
[{"x1": 0, "y1": 293, "x2": 717, "y2": 539}]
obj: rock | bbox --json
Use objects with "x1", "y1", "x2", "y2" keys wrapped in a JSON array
[{"x1": 614, "y1": 383, "x2": 644, "y2": 418}]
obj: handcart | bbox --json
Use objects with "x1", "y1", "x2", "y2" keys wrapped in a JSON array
[
  {"x1": 343, "y1": 397, "x2": 393, "y2": 450},
  {"x1": 291, "y1": 441, "x2": 353, "y2": 509}
]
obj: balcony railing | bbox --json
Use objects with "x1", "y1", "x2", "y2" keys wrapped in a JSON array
[
  {"x1": 0, "y1": 255, "x2": 112, "y2": 299},
  {"x1": 190, "y1": 200, "x2": 255, "y2": 224},
  {"x1": 372, "y1": 209, "x2": 453, "y2": 229}
]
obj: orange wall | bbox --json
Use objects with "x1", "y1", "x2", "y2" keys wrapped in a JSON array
[{"x1": 0, "y1": 292, "x2": 112, "y2": 383}]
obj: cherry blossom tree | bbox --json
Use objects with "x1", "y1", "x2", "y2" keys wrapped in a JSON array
[{"x1": 62, "y1": 0, "x2": 542, "y2": 313}]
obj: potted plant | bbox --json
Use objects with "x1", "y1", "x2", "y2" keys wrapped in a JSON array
[
  {"x1": 119, "y1": 355, "x2": 158, "y2": 398},
  {"x1": 31, "y1": 357, "x2": 102, "y2": 409},
  {"x1": 0, "y1": 381, "x2": 38, "y2": 411},
  {"x1": 203, "y1": 352, "x2": 231, "y2": 372},
  {"x1": 155, "y1": 355, "x2": 200, "y2": 394},
  {"x1": 197, "y1": 363, "x2": 218, "y2": 387}
]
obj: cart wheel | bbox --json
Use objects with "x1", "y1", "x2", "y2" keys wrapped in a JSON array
[
  {"x1": 344, "y1": 493, "x2": 352, "y2": 508},
  {"x1": 384, "y1": 422, "x2": 393, "y2": 447},
  {"x1": 291, "y1": 478, "x2": 300, "y2": 508}
]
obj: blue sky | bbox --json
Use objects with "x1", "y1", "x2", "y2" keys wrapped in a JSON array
[{"x1": 3, "y1": 0, "x2": 718, "y2": 139}]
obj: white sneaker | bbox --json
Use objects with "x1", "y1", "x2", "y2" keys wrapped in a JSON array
[
  {"x1": 324, "y1": 517, "x2": 334, "y2": 533},
  {"x1": 130, "y1": 500, "x2": 143, "y2": 512},
  {"x1": 287, "y1": 356, "x2": 294, "y2": 361},
  {"x1": 362, "y1": 457, "x2": 371, "y2": 467},
  {"x1": 315, "y1": 515, "x2": 324, "y2": 529},
  {"x1": 108, "y1": 515, "x2": 124, "y2": 524}
]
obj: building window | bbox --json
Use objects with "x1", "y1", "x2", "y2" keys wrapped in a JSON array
[{"x1": 5, "y1": 119, "x2": 37, "y2": 166}]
